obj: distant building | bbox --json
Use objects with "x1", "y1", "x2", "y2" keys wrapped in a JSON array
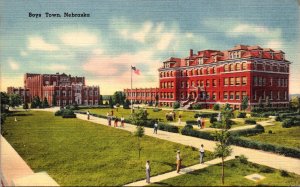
[
  {"x1": 125, "y1": 45, "x2": 290, "y2": 110},
  {"x1": 7, "y1": 87, "x2": 30, "y2": 103},
  {"x1": 8, "y1": 73, "x2": 100, "y2": 107},
  {"x1": 124, "y1": 88, "x2": 159, "y2": 104}
]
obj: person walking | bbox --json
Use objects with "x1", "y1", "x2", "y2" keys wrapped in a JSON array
[
  {"x1": 197, "y1": 116, "x2": 202, "y2": 128},
  {"x1": 201, "y1": 118, "x2": 205, "y2": 129},
  {"x1": 121, "y1": 116, "x2": 125, "y2": 127},
  {"x1": 145, "y1": 160, "x2": 151, "y2": 184},
  {"x1": 108, "y1": 116, "x2": 112, "y2": 126},
  {"x1": 176, "y1": 150, "x2": 182, "y2": 173},
  {"x1": 114, "y1": 117, "x2": 118, "y2": 127},
  {"x1": 178, "y1": 114, "x2": 182, "y2": 125},
  {"x1": 199, "y1": 144, "x2": 205, "y2": 163},
  {"x1": 153, "y1": 122, "x2": 158, "y2": 134},
  {"x1": 87, "y1": 111, "x2": 90, "y2": 120}
]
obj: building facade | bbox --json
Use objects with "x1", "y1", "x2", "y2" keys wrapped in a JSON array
[
  {"x1": 8, "y1": 73, "x2": 100, "y2": 107},
  {"x1": 125, "y1": 45, "x2": 290, "y2": 109},
  {"x1": 124, "y1": 88, "x2": 159, "y2": 104},
  {"x1": 7, "y1": 87, "x2": 30, "y2": 103}
]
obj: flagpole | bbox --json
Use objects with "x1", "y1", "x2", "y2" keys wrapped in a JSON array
[{"x1": 131, "y1": 65, "x2": 133, "y2": 114}]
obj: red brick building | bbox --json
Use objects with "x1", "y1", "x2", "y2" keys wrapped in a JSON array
[
  {"x1": 7, "y1": 87, "x2": 30, "y2": 103},
  {"x1": 124, "y1": 88, "x2": 159, "y2": 104},
  {"x1": 125, "y1": 45, "x2": 290, "y2": 109},
  {"x1": 8, "y1": 73, "x2": 100, "y2": 106}
]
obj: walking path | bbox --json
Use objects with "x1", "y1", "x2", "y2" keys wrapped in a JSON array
[
  {"x1": 75, "y1": 113, "x2": 300, "y2": 176},
  {"x1": 124, "y1": 156, "x2": 235, "y2": 186}
]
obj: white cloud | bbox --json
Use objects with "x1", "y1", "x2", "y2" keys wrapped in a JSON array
[
  {"x1": 8, "y1": 58, "x2": 20, "y2": 70},
  {"x1": 28, "y1": 36, "x2": 59, "y2": 51},
  {"x1": 266, "y1": 40, "x2": 283, "y2": 50},
  {"x1": 228, "y1": 24, "x2": 282, "y2": 39},
  {"x1": 156, "y1": 32, "x2": 175, "y2": 50},
  {"x1": 45, "y1": 64, "x2": 68, "y2": 71},
  {"x1": 60, "y1": 31, "x2": 98, "y2": 47}
]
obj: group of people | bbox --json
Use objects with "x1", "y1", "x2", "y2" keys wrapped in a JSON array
[
  {"x1": 106, "y1": 112, "x2": 125, "y2": 128},
  {"x1": 146, "y1": 144, "x2": 205, "y2": 184},
  {"x1": 196, "y1": 116, "x2": 205, "y2": 129}
]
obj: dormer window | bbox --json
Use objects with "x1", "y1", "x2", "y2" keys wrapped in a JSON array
[{"x1": 198, "y1": 58, "x2": 203, "y2": 64}]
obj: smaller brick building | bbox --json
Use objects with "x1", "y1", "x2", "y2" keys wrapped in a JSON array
[{"x1": 124, "y1": 88, "x2": 159, "y2": 104}]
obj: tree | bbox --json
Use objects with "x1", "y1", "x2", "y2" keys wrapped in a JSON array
[
  {"x1": 123, "y1": 99, "x2": 131, "y2": 109},
  {"x1": 52, "y1": 94, "x2": 57, "y2": 106},
  {"x1": 173, "y1": 101, "x2": 180, "y2": 109},
  {"x1": 42, "y1": 97, "x2": 49, "y2": 108},
  {"x1": 290, "y1": 96, "x2": 300, "y2": 111},
  {"x1": 130, "y1": 109, "x2": 148, "y2": 159},
  {"x1": 240, "y1": 96, "x2": 249, "y2": 111},
  {"x1": 113, "y1": 91, "x2": 126, "y2": 105},
  {"x1": 213, "y1": 107, "x2": 233, "y2": 184},
  {"x1": 9, "y1": 94, "x2": 22, "y2": 108},
  {"x1": 109, "y1": 96, "x2": 113, "y2": 108},
  {"x1": 213, "y1": 103, "x2": 220, "y2": 111},
  {"x1": 1, "y1": 92, "x2": 9, "y2": 112},
  {"x1": 155, "y1": 94, "x2": 159, "y2": 107},
  {"x1": 98, "y1": 95, "x2": 103, "y2": 105},
  {"x1": 23, "y1": 102, "x2": 29, "y2": 109},
  {"x1": 31, "y1": 96, "x2": 41, "y2": 108}
]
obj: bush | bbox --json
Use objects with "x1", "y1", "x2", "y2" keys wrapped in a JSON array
[
  {"x1": 280, "y1": 170, "x2": 289, "y2": 177},
  {"x1": 194, "y1": 113, "x2": 218, "y2": 118},
  {"x1": 153, "y1": 108, "x2": 162, "y2": 112},
  {"x1": 237, "y1": 112, "x2": 246, "y2": 118},
  {"x1": 259, "y1": 167, "x2": 274, "y2": 173},
  {"x1": 245, "y1": 119, "x2": 257, "y2": 125},
  {"x1": 238, "y1": 155, "x2": 248, "y2": 164},
  {"x1": 23, "y1": 103, "x2": 29, "y2": 109},
  {"x1": 62, "y1": 109, "x2": 76, "y2": 118},
  {"x1": 210, "y1": 116, "x2": 217, "y2": 123},
  {"x1": 268, "y1": 130, "x2": 273, "y2": 134},
  {"x1": 275, "y1": 116, "x2": 281, "y2": 121},
  {"x1": 158, "y1": 123, "x2": 179, "y2": 133},
  {"x1": 186, "y1": 120, "x2": 198, "y2": 125},
  {"x1": 192, "y1": 103, "x2": 202, "y2": 109},
  {"x1": 173, "y1": 101, "x2": 180, "y2": 109},
  {"x1": 55, "y1": 110, "x2": 63, "y2": 116},
  {"x1": 181, "y1": 126, "x2": 215, "y2": 140},
  {"x1": 210, "y1": 121, "x2": 223, "y2": 128},
  {"x1": 213, "y1": 104, "x2": 220, "y2": 111},
  {"x1": 282, "y1": 119, "x2": 293, "y2": 128},
  {"x1": 230, "y1": 125, "x2": 264, "y2": 137}
]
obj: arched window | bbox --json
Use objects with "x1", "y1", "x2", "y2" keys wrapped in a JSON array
[
  {"x1": 206, "y1": 67, "x2": 210, "y2": 74},
  {"x1": 230, "y1": 64, "x2": 234, "y2": 71},
  {"x1": 200, "y1": 68, "x2": 203, "y2": 75},
  {"x1": 224, "y1": 64, "x2": 229, "y2": 72},
  {"x1": 242, "y1": 62, "x2": 247, "y2": 70},
  {"x1": 166, "y1": 72, "x2": 169, "y2": 77},
  {"x1": 212, "y1": 67, "x2": 217, "y2": 74},
  {"x1": 236, "y1": 63, "x2": 241, "y2": 71},
  {"x1": 181, "y1": 70, "x2": 184, "y2": 76}
]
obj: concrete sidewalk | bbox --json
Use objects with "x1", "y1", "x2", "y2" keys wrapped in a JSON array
[
  {"x1": 76, "y1": 113, "x2": 300, "y2": 175},
  {"x1": 124, "y1": 156, "x2": 235, "y2": 186}
]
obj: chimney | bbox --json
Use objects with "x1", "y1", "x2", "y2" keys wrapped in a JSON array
[{"x1": 190, "y1": 49, "x2": 193, "y2": 57}]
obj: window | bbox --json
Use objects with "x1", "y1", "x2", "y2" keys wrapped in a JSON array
[
  {"x1": 200, "y1": 68, "x2": 203, "y2": 75},
  {"x1": 270, "y1": 91, "x2": 273, "y2": 100},
  {"x1": 235, "y1": 92, "x2": 240, "y2": 100},
  {"x1": 253, "y1": 77, "x2": 257, "y2": 86},
  {"x1": 285, "y1": 91, "x2": 287, "y2": 100},
  {"x1": 253, "y1": 91, "x2": 257, "y2": 100},
  {"x1": 213, "y1": 79, "x2": 217, "y2": 87},
  {"x1": 206, "y1": 68, "x2": 210, "y2": 75},
  {"x1": 242, "y1": 91, "x2": 247, "y2": 99},
  {"x1": 200, "y1": 80, "x2": 204, "y2": 87},
  {"x1": 187, "y1": 82, "x2": 189, "y2": 88},
  {"x1": 259, "y1": 77, "x2": 262, "y2": 86},
  {"x1": 213, "y1": 67, "x2": 217, "y2": 74},
  {"x1": 230, "y1": 77, "x2": 234, "y2": 86},
  {"x1": 278, "y1": 78, "x2": 281, "y2": 87},
  {"x1": 212, "y1": 92, "x2": 217, "y2": 100},
  {"x1": 224, "y1": 92, "x2": 228, "y2": 100},
  {"x1": 242, "y1": 77, "x2": 247, "y2": 85},
  {"x1": 198, "y1": 58, "x2": 203, "y2": 64},
  {"x1": 270, "y1": 78, "x2": 273, "y2": 86},
  {"x1": 236, "y1": 63, "x2": 241, "y2": 71},
  {"x1": 230, "y1": 64, "x2": 234, "y2": 71},
  {"x1": 263, "y1": 78, "x2": 266, "y2": 86},
  {"x1": 236, "y1": 77, "x2": 241, "y2": 85},
  {"x1": 206, "y1": 80, "x2": 210, "y2": 87},
  {"x1": 277, "y1": 91, "x2": 280, "y2": 100},
  {"x1": 229, "y1": 92, "x2": 234, "y2": 100},
  {"x1": 242, "y1": 62, "x2": 247, "y2": 70},
  {"x1": 224, "y1": 78, "x2": 229, "y2": 86},
  {"x1": 224, "y1": 64, "x2": 229, "y2": 72}
]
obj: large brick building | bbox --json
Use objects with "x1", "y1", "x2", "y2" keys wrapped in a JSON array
[
  {"x1": 124, "y1": 45, "x2": 290, "y2": 109},
  {"x1": 8, "y1": 73, "x2": 100, "y2": 107}
]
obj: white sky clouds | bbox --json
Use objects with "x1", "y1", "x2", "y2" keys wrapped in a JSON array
[
  {"x1": 28, "y1": 36, "x2": 59, "y2": 51},
  {"x1": 45, "y1": 64, "x2": 68, "y2": 71},
  {"x1": 60, "y1": 31, "x2": 98, "y2": 47},
  {"x1": 8, "y1": 58, "x2": 20, "y2": 70}
]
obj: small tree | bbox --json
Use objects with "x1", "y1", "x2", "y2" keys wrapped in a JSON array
[
  {"x1": 23, "y1": 102, "x2": 29, "y2": 109},
  {"x1": 213, "y1": 103, "x2": 220, "y2": 111},
  {"x1": 173, "y1": 101, "x2": 180, "y2": 109},
  {"x1": 130, "y1": 109, "x2": 147, "y2": 159},
  {"x1": 123, "y1": 99, "x2": 131, "y2": 109},
  {"x1": 240, "y1": 96, "x2": 249, "y2": 111},
  {"x1": 98, "y1": 95, "x2": 103, "y2": 105}
]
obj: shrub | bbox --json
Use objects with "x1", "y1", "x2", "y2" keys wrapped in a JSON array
[
  {"x1": 259, "y1": 167, "x2": 274, "y2": 173},
  {"x1": 192, "y1": 103, "x2": 202, "y2": 109},
  {"x1": 173, "y1": 101, "x2": 180, "y2": 109},
  {"x1": 184, "y1": 124, "x2": 193, "y2": 130},
  {"x1": 158, "y1": 123, "x2": 179, "y2": 133},
  {"x1": 210, "y1": 116, "x2": 217, "y2": 123},
  {"x1": 245, "y1": 119, "x2": 257, "y2": 125},
  {"x1": 181, "y1": 126, "x2": 215, "y2": 140},
  {"x1": 186, "y1": 120, "x2": 198, "y2": 125},
  {"x1": 238, "y1": 154, "x2": 248, "y2": 164},
  {"x1": 62, "y1": 109, "x2": 76, "y2": 118},
  {"x1": 237, "y1": 112, "x2": 246, "y2": 118},
  {"x1": 282, "y1": 119, "x2": 293, "y2": 128},
  {"x1": 210, "y1": 121, "x2": 223, "y2": 128},
  {"x1": 54, "y1": 110, "x2": 63, "y2": 116},
  {"x1": 280, "y1": 170, "x2": 289, "y2": 177},
  {"x1": 268, "y1": 130, "x2": 273, "y2": 134},
  {"x1": 275, "y1": 116, "x2": 281, "y2": 121},
  {"x1": 230, "y1": 125, "x2": 264, "y2": 137},
  {"x1": 194, "y1": 113, "x2": 218, "y2": 118},
  {"x1": 153, "y1": 108, "x2": 162, "y2": 112},
  {"x1": 213, "y1": 104, "x2": 220, "y2": 111}
]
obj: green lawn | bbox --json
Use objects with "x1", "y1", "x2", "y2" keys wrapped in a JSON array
[
  {"x1": 244, "y1": 122, "x2": 300, "y2": 149},
  {"x1": 3, "y1": 111, "x2": 214, "y2": 186},
  {"x1": 149, "y1": 159, "x2": 300, "y2": 186},
  {"x1": 79, "y1": 107, "x2": 215, "y2": 123}
]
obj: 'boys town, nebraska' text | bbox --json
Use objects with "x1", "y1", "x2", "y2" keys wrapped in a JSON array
[{"x1": 28, "y1": 12, "x2": 90, "y2": 18}]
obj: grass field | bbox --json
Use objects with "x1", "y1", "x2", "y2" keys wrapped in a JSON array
[
  {"x1": 79, "y1": 107, "x2": 214, "y2": 124},
  {"x1": 244, "y1": 122, "x2": 300, "y2": 149},
  {"x1": 149, "y1": 159, "x2": 300, "y2": 186},
  {"x1": 3, "y1": 111, "x2": 214, "y2": 186}
]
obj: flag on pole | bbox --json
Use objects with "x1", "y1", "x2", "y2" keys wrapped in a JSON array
[{"x1": 131, "y1": 66, "x2": 140, "y2": 75}]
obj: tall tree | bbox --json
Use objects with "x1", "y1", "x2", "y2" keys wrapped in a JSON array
[
  {"x1": 1, "y1": 92, "x2": 9, "y2": 112},
  {"x1": 240, "y1": 96, "x2": 249, "y2": 111},
  {"x1": 98, "y1": 95, "x2": 103, "y2": 105},
  {"x1": 109, "y1": 96, "x2": 113, "y2": 108}
]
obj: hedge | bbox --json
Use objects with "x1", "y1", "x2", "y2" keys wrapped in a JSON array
[
  {"x1": 153, "y1": 108, "x2": 162, "y2": 112},
  {"x1": 245, "y1": 119, "x2": 257, "y2": 125},
  {"x1": 229, "y1": 125, "x2": 264, "y2": 137},
  {"x1": 237, "y1": 112, "x2": 246, "y2": 118},
  {"x1": 186, "y1": 120, "x2": 198, "y2": 125},
  {"x1": 229, "y1": 136, "x2": 300, "y2": 159},
  {"x1": 194, "y1": 113, "x2": 218, "y2": 118},
  {"x1": 181, "y1": 125, "x2": 215, "y2": 140}
]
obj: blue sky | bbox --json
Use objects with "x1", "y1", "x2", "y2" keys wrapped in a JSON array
[{"x1": 0, "y1": 0, "x2": 299, "y2": 95}]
